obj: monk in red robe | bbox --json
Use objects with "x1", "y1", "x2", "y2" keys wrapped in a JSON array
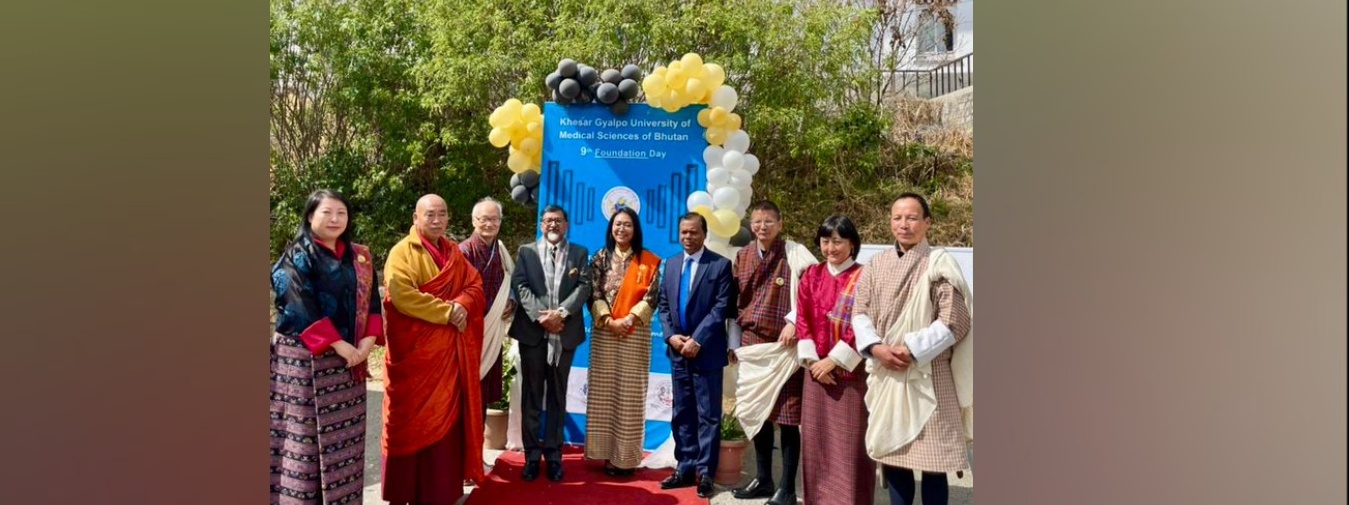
[{"x1": 381, "y1": 194, "x2": 487, "y2": 505}]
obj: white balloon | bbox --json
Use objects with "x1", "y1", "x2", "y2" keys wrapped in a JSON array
[
  {"x1": 725, "y1": 130, "x2": 751, "y2": 153},
  {"x1": 729, "y1": 172, "x2": 749, "y2": 188},
  {"x1": 686, "y1": 191, "x2": 714, "y2": 211},
  {"x1": 722, "y1": 150, "x2": 745, "y2": 172},
  {"x1": 703, "y1": 146, "x2": 725, "y2": 167},
  {"x1": 710, "y1": 85, "x2": 739, "y2": 111},
  {"x1": 707, "y1": 167, "x2": 731, "y2": 186},
  {"x1": 713, "y1": 186, "x2": 741, "y2": 210},
  {"x1": 742, "y1": 154, "x2": 760, "y2": 175},
  {"x1": 736, "y1": 186, "x2": 753, "y2": 206}
]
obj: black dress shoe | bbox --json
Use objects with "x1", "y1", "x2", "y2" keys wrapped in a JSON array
[
  {"x1": 659, "y1": 472, "x2": 696, "y2": 489},
  {"x1": 767, "y1": 488, "x2": 797, "y2": 505},
  {"x1": 696, "y1": 476, "x2": 714, "y2": 498},
  {"x1": 731, "y1": 478, "x2": 776, "y2": 499},
  {"x1": 603, "y1": 463, "x2": 635, "y2": 478},
  {"x1": 546, "y1": 460, "x2": 564, "y2": 482},
  {"x1": 522, "y1": 461, "x2": 541, "y2": 481}
]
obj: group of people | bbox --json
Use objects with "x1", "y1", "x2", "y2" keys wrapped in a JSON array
[{"x1": 269, "y1": 189, "x2": 972, "y2": 505}]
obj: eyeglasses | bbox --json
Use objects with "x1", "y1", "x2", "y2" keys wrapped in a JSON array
[
  {"x1": 542, "y1": 218, "x2": 566, "y2": 225},
  {"x1": 474, "y1": 216, "x2": 502, "y2": 223}
]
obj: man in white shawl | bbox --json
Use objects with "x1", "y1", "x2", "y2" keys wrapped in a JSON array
[
  {"x1": 459, "y1": 197, "x2": 516, "y2": 425},
  {"x1": 726, "y1": 200, "x2": 819, "y2": 505},
  {"x1": 852, "y1": 193, "x2": 973, "y2": 505}
]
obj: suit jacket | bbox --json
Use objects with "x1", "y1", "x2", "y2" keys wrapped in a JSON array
[
  {"x1": 657, "y1": 249, "x2": 738, "y2": 369},
  {"x1": 509, "y1": 241, "x2": 593, "y2": 350}
]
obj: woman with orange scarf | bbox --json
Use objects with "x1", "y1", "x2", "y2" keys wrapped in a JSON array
[{"x1": 583, "y1": 207, "x2": 663, "y2": 477}]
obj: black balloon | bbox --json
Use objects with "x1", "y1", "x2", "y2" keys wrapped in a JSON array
[
  {"x1": 601, "y1": 68, "x2": 622, "y2": 85},
  {"x1": 558, "y1": 59, "x2": 578, "y2": 78},
  {"x1": 510, "y1": 173, "x2": 522, "y2": 189},
  {"x1": 559, "y1": 78, "x2": 581, "y2": 99},
  {"x1": 553, "y1": 89, "x2": 573, "y2": 105},
  {"x1": 578, "y1": 66, "x2": 599, "y2": 87},
  {"x1": 609, "y1": 100, "x2": 630, "y2": 116},
  {"x1": 618, "y1": 78, "x2": 639, "y2": 99},
  {"x1": 596, "y1": 82, "x2": 620, "y2": 104},
  {"x1": 621, "y1": 64, "x2": 643, "y2": 81},
  {"x1": 511, "y1": 185, "x2": 530, "y2": 204},
  {"x1": 519, "y1": 170, "x2": 540, "y2": 189},
  {"x1": 730, "y1": 226, "x2": 753, "y2": 247},
  {"x1": 575, "y1": 88, "x2": 593, "y2": 104},
  {"x1": 545, "y1": 71, "x2": 563, "y2": 90},
  {"x1": 528, "y1": 186, "x2": 539, "y2": 202}
]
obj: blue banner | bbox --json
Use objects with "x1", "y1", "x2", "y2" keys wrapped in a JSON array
[{"x1": 536, "y1": 102, "x2": 707, "y2": 451}]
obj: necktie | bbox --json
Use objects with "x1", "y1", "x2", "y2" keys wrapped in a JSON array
[{"x1": 679, "y1": 256, "x2": 694, "y2": 330}]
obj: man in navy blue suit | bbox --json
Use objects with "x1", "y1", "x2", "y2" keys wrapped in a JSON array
[{"x1": 657, "y1": 212, "x2": 738, "y2": 498}]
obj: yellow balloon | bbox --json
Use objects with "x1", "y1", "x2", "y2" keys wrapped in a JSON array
[
  {"x1": 644, "y1": 74, "x2": 668, "y2": 96},
  {"x1": 711, "y1": 209, "x2": 740, "y2": 238},
  {"x1": 519, "y1": 137, "x2": 540, "y2": 155},
  {"x1": 488, "y1": 127, "x2": 511, "y2": 148},
  {"x1": 648, "y1": 95, "x2": 664, "y2": 108},
  {"x1": 507, "y1": 150, "x2": 529, "y2": 174},
  {"x1": 521, "y1": 103, "x2": 542, "y2": 122},
  {"x1": 668, "y1": 61, "x2": 684, "y2": 77},
  {"x1": 685, "y1": 78, "x2": 705, "y2": 98},
  {"x1": 501, "y1": 98, "x2": 523, "y2": 117},
  {"x1": 703, "y1": 63, "x2": 726, "y2": 89},
  {"x1": 692, "y1": 205, "x2": 716, "y2": 226},
  {"x1": 510, "y1": 126, "x2": 529, "y2": 146},
  {"x1": 662, "y1": 102, "x2": 682, "y2": 114},
  {"x1": 681, "y1": 53, "x2": 704, "y2": 70},
  {"x1": 489, "y1": 108, "x2": 509, "y2": 129},
  {"x1": 652, "y1": 66, "x2": 667, "y2": 77},
  {"x1": 526, "y1": 121, "x2": 542, "y2": 135}
]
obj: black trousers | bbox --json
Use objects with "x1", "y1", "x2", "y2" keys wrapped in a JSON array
[{"x1": 518, "y1": 341, "x2": 576, "y2": 463}]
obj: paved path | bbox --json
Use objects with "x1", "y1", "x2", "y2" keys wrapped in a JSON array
[{"x1": 360, "y1": 383, "x2": 972, "y2": 504}]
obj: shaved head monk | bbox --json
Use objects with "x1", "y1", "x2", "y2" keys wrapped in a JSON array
[{"x1": 380, "y1": 194, "x2": 487, "y2": 505}]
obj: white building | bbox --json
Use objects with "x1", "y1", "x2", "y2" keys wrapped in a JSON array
[{"x1": 886, "y1": 0, "x2": 974, "y2": 98}]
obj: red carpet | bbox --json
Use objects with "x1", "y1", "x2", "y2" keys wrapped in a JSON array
[{"x1": 467, "y1": 446, "x2": 709, "y2": 505}]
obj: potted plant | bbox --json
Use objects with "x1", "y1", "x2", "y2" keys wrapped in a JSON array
[
  {"x1": 715, "y1": 407, "x2": 750, "y2": 485},
  {"x1": 483, "y1": 339, "x2": 515, "y2": 450}
]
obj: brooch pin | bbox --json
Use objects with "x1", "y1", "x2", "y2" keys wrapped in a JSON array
[
  {"x1": 568, "y1": 267, "x2": 579, "y2": 278},
  {"x1": 357, "y1": 255, "x2": 367, "y2": 264},
  {"x1": 774, "y1": 277, "x2": 785, "y2": 286}
]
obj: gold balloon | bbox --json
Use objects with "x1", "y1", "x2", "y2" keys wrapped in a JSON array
[
  {"x1": 697, "y1": 109, "x2": 712, "y2": 127},
  {"x1": 705, "y1": 127, "x2": 728, "y2": 146},
  {"x1": 726, "y1": 113, "x2": 742, "y2": 131},
  {"x1": 708, "y1": 107, "x2": 727, "y2": 125}
]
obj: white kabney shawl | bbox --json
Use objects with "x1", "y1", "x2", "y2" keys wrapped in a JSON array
[
  {"x1": 732, "y1": 342, "x2": 799, "y2": 440},
  {"x1": 863, "y1": 248, "x2": 973, "y2": 460},
  {"x1": 480, "y1": 240, "x2": 515, "y2": 379}
]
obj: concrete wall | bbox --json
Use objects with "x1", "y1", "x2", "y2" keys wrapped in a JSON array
[{"x1": 932, "y1": 86, "x2": 973, "y2": 131}]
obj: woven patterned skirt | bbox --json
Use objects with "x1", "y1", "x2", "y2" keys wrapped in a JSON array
[
  {"x1": 801, "y1": 369, "x2": 875, "y2": 505},
  {"x1": 270, "y1": 334, "x2": 367, "y2": 505},
  {"x1": 583, "y1": 325, "x2": 652, "y2": 469}
]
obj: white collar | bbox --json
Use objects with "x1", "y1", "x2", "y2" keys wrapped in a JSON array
[
  {"x1": 826, "y1": 258, "x2": 856, "y2": 276},
  {"x1": 683, "y1": 248, "x2": 705, "y2": 263}
]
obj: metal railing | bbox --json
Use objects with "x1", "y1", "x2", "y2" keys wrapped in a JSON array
[{"x1": 891, "y1": 52, "x2": 973, "y2": 99}]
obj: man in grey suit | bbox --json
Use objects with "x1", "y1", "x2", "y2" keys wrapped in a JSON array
[{"x1": 508, "y1": 204, "x2": 593, "y2": 483}]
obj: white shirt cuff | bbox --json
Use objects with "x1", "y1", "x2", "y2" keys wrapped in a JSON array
[
  {"x1": 727, "y1": 320, "x2": 743, "y2": 350},
  {"x1": 903, "y1": 320, "x2": 956, "y2": 365},
  {"x1": 797, "y1": 339, "x2": 821, "y2": 365},
  {"x1": 784, "y1": 309, "x2": 797, "y2": 325},
  {"x1": 852, "y1": 314, "x2": 881, "y2": 358},
  {"x1": 828, "y1": 340, "x2": 864, "y2": 372}
]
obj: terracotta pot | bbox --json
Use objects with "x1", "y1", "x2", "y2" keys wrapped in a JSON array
[
  {"x1": 715, "y1": 438, "x2": 749, "y2": 485},
  {"x1": 483, "y1": 408, "x2": 509, "y2": 450}
]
